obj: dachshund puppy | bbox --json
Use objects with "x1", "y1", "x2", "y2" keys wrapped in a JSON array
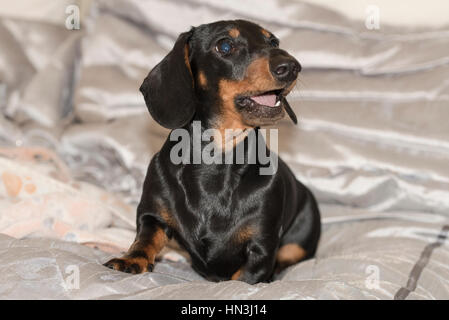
[{"x1": 104, "y1": 20, "x2": 321, "y2": 284}]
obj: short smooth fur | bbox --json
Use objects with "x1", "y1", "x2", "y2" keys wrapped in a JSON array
[{"x1": 104, "y1": 20, "x2": 321, "y2": 284}]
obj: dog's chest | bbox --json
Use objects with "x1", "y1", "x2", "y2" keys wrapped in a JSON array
[{"x1": 182, "y1": 212, "x2": 250, "y2": 265}]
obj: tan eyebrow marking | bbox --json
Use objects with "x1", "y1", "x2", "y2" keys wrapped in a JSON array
[
  {"x1": 229, "y1": 28, "x2": 240, "y2": 38},
  {"x1": 261, "y1": 29, "x2": 271, "y2": 38}
]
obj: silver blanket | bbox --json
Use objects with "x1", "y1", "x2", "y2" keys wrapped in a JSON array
[{"x1": 0, "y1": 0, "x2": 448, "y2": 299}]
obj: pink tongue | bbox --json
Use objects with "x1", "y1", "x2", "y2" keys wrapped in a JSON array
[{"x1": 251, "y1": 94, "x2": 277, "y2": 107}]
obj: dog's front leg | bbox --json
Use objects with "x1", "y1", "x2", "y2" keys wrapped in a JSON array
[
  {"x1": 104, "y1": 214, "x2": 168, "y2": 274},
  {"x1": 231, "y1": 241, "x2": 277, "y2": 284}
]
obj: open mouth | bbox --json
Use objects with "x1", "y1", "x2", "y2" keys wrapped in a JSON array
[
  {"x1": 234, "y1": 87, "x2": 298, "y2": 125},
  {"x1": 235, "y1": 89, "x2": 283, "y2": 109}
]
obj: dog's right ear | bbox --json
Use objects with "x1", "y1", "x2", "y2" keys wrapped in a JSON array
[{"x1": 140, "y1": 30, "x2": 195, "y2": 129}]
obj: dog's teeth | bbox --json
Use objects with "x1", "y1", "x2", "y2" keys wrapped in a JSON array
[{"x1": 275, "y1": 100, "x2": 281, "y2": 107}]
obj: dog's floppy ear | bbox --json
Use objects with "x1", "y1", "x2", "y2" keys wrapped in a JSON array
[{"x1": 140, "y1": 30, "x2": 195, "y2": 129}]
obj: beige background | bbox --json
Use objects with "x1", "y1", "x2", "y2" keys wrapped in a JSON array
[
  {"x1": 0, "y1": 0, "x2": 448, "y2": 27},
  {"x1": 303, "y1": 0, "x2": 449, "y2": 27}
]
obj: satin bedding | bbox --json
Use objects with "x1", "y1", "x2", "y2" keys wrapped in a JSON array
[{"x1": 0, "y1": 0, "x2": 448, "y2": 299}]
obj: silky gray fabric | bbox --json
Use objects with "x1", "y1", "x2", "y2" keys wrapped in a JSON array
[
  {"x1": 0, "y1": 0, "x2": 448, "y2": 299},
  {"x1": 0, "y1": 214, "x2": 448, "y2": 299}
]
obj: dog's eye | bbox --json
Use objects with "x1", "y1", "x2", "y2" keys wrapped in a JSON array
[
  {"x1": 215, "y1": 39, "x2": 234, "y2": 56},
  {"x1": 269, "y1": 38, "x2": 279, "y2": 48}
]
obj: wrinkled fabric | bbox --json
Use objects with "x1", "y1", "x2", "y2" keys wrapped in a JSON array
[
  {"x1": 0, "y1": 216, "x2": 448, "y2": 299},
  {"x1": 0, "y1": 149, "x2": 136, "y2": 253},
  {"x1": 0, "y1": 0, "x2": 449, "y2": 299}
]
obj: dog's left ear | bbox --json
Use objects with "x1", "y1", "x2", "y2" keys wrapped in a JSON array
[{"x1": 140, "y1": 30, "x2": 195, "y2": 129}]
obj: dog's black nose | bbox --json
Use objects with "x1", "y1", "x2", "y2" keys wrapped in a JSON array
[{"x1": 270, "y1": 55, "x2": 301, "y2": 82}]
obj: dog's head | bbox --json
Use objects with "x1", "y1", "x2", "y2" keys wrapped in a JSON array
[{"x1": 140, "y1": 20, "x2": 300, "y2": 130}]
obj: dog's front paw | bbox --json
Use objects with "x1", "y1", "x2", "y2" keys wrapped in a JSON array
[{"x1": 103, "y1": 257, "x2": 153, "y2": 274}]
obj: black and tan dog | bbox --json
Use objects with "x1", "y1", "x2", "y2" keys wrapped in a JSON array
[{"x1": 104, "y1": 20, "x2": 321, "y2": 284}]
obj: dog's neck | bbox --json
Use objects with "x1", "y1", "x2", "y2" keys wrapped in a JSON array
[
  {"x1": 160, "y1": 120, "x2": 276, "y2": 178},
  {"x1": 188, "y1": 119, "x2": 256, "y2": 150},
  {"x1": 190, "y1": 107, "x2": 253, "y2": 151},
  {"x1": 214, "y1": 127, "x2": 252, "y2": 152}
]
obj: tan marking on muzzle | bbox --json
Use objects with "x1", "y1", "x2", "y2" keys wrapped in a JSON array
[{"x1": 217, "y1": 57, "x2": 278, "y2": 135}]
